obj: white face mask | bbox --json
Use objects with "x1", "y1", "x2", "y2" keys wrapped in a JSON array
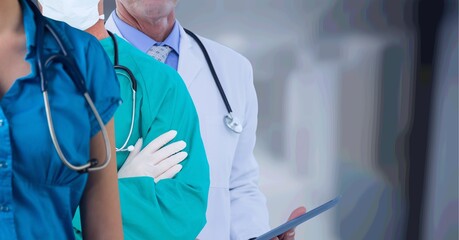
[{"x1": 38, "y1": 0, "x2": 102, "y2": 30}]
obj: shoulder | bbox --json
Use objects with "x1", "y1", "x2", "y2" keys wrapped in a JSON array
[
  {"x1": 45, "y1": 19, "x2": 98, "y2": 49},
  {"x1": 116, "y1": 37, "x2": 186, "y2": 90},
  {"x1": 115, "y1": 37, "x2": 194, "y2": 119},
  {"x1": 185, "y1": 33, "x2": 254, "y2": 86},
  {"x1": 191, "y1": 34, "x2": 252, "y2": 70},
  {"x1": 43, "y1": 18, "x2": 107, "y2": 66},
  {"x1": 185, "y1": 32, "x2": 254, "y2": 83}
]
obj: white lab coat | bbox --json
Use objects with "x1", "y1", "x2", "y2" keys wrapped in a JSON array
[{"x1": 106, "y1": 16, "x2": 270, "y2": 240}]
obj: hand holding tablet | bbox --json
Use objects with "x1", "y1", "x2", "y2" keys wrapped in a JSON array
[
  {"x1": 255, "y1": 196, "x2": 341, "y2": 240},
  {"x1": 275, "y1": 206, "x2": 307, "y2": 240}
]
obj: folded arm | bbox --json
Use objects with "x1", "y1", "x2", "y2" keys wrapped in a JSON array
[{"x1": 118, "y1": 78, "x2": 209, "y2": 239}]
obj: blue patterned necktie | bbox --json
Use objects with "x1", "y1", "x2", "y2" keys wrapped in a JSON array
[{"x1": 147, "y1": 45, "x2": 172, "y2": 63}]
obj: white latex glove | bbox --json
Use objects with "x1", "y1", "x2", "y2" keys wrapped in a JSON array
[{"x1": 118, "y1": 130, "x2": 187, "y2": 183}]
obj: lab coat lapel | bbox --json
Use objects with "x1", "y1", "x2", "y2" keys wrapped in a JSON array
[{"x1": 177, "y1": 26, "x2": 204, "y2": 88}]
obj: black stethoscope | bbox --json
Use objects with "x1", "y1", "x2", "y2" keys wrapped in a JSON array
[
  {"x1": 28, "y1": 0, "x2": 112, "y2": 173},
  {"x1": 184, "y1": 29, "x2": 243, "y2": 134},
  {"x1": 107, "y1": 28, "x2": 243, "y2": 152}
]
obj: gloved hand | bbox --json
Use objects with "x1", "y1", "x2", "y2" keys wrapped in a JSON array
[{"x1": 118, "y1": 130, "x2": 187, "y2": 183}]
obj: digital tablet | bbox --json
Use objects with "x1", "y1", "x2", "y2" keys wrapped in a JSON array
[{"x1": 255, "y1": 196, "x2": 341, "y2": 240}]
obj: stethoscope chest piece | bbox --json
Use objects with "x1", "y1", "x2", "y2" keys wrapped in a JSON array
[
  {"x1": 224, "y1": 113, "x2": 243, "y2": 134},
  {"x1": 185, "y1": 29, "x2": 243, "y2": 135}
]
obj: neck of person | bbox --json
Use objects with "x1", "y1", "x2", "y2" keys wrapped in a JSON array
[
  {"x1": 86, "y1": 20, "x2": 110, "y2": 40},
  {"x1": 116, "y1": 7, "x2": 175, "y2": 42},
  {"x1": 0, "y1": 0, "x2": 23, "y2": 34}
]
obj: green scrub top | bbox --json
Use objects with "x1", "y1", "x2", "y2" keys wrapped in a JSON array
[{"x1": 73, "y1": 35, "x2": 209, "y2": 239}]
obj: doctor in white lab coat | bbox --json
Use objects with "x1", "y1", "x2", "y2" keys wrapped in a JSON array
[{"x1": 106, "y1": 1, "x2": 305, "y2": 239}]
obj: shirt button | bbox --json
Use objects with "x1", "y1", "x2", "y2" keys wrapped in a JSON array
[
  {"x1": 0, "y1": 204, "x2": 10, "y2": 212},
  {"x1": 0, "y1": 161, "x2": 7, "y2": 168}
]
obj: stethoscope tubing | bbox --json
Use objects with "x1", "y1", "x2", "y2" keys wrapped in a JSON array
[
  {"x1": 184, "y1": 29, "x2": 243, "y2": 134},
  {"x1": 184, "y1": 29, "x2": 233, "y2": 114},
  {"x1": 108, "y1": 31, "x2": 138, "y2": 152},
  {"x1": 29, "y1": 0, "x2": 112, "y2": 172},
  {"x1": 108, "y1": 27, "x2": 243, "y2": 153}
]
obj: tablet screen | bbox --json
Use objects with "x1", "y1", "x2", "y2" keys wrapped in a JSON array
[{"x1": 255, "y1": 196, "x2": 341, "y2": 240}]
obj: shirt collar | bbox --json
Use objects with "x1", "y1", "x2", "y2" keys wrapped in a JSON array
[
  {"x1": 112, "y1": 11, "x2": 180, "y2": 55},
  {"x1": 20, "y1": 0, "x2": 37, "y2": 51},
  {"x1": 20, "y1": 0, "x2": 67, "y2": 53},
  {"x1": 162, "y1": 21, "x2": 180, "y2": 55}
]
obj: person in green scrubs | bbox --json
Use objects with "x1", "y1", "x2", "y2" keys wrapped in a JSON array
[
  {"x1": 100, "y1": 33, "x2": 209, "y2": 240},
  {"x1": 38, "y1": 0, "x2": 210, "y2": 239}
]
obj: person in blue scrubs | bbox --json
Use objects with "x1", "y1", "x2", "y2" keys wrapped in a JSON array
[{"x1": 0, "y1": 0, "x2": 123, "y2": 239}]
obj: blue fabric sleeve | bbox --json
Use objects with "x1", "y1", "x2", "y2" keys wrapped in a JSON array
[{"x1": 84, "y1": 39, "x2": 121, "y2": 137}]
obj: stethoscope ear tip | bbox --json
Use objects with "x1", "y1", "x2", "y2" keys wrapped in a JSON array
[
  {"x1": 127, "y1": 145, "x2": 135, "y2": 151},
  {"x1": 116, "y1": 145, "x2": 135, "y2": 152}
]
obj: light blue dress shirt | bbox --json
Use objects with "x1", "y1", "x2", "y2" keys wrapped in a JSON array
[
  {"x1": 0, "y1": 1, "x2": 121, "y2": 239},
  {"x1": 112, "y1": 11, "x2": 181, "y2": 70}
]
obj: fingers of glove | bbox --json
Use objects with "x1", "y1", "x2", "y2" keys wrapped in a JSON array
[
  {"x1": 150, "y1": 152, "x2": 188, "y2": 178},
  {"x1": 119, "y1": 169, "x2": 150, "y2": 179},
  {"x1": 151, "y1": 140, "x2": 186, "y2": 165},
  {"x1": 118, "y1": 159, "x2": 155, "y2": 178},
  {"x1": 124, "y1": 138, "x2": 144, "y2": 164},
  {"x1": 117, "y1": 166, "x2": 127, "y2": 178},
  {"x1": 152, "y1": 151, "x2": 188, "y2": 176},
  {"x1": 143, "y1": 130, "x2": 177, "y2": 153},
  {"x1": 118, "y1": 162, "x2": 139, "y2": 178},
  {"x1": 154, "y1": 164, "x2": 183, "y2": 183}
]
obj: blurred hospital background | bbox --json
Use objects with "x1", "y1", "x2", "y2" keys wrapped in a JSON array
[{"x1": 105, "y1": 1, "x2": 458, "y2": 239}]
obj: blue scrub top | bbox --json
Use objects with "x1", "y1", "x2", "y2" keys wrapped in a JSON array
[{"x1": 0, "y1": 1, "x2": 121, "y2": 239}]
